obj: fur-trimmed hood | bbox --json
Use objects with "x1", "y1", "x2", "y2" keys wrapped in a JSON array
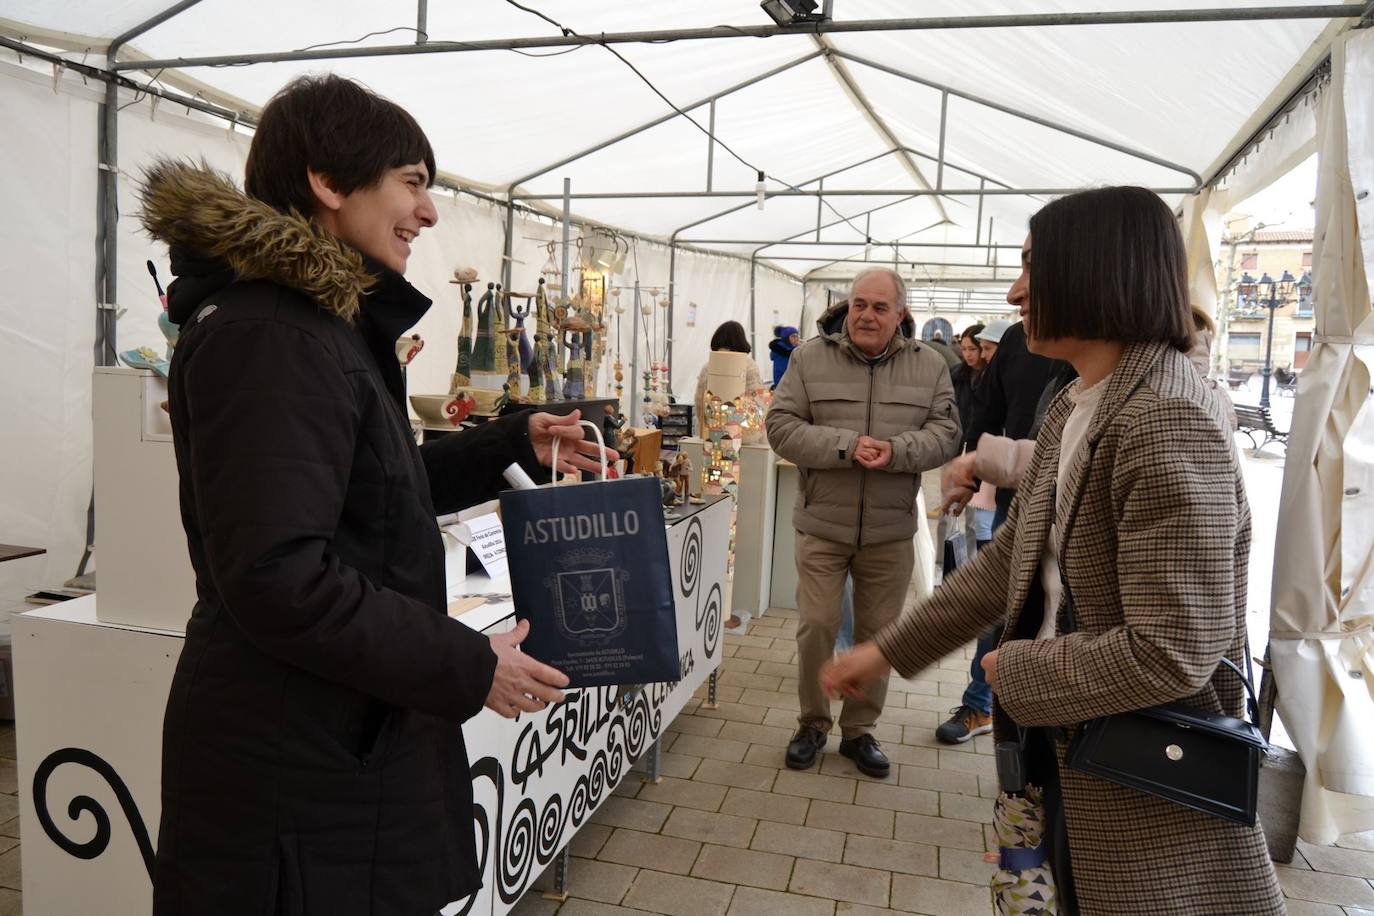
[{"x1": 138, "y1": 160, "x2": 375, "y2": 323}]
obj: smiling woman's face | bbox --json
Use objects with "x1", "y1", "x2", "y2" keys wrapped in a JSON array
[{"x1": 313, "y1": 162, "x2": 438, "y2": 273}]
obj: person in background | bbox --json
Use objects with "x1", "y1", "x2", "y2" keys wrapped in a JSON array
[
  {"x1": 140, "y1": 75, "x2": 610, "y2": 916},
  {"x1": 769, "y1": 324, "x2": 801, "y2": 388},
  {"x1": 694, "y1": 319, "x2": 765, "y2": 438},
  {"x1": 822, "y1": 186, "x2": 1282, "y2": 915},
  {"x1": 766, "y1": 267, "x2": 961, "y2": 779},
  {"x1": 924, "y1": 329, "x2": 963, "y2": 373}
]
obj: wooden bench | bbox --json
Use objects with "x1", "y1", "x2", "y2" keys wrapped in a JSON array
[
  {"x1": 1234, "y1": 403, "x2": 1288, "y2": 450},
  {"x1": 1226, "y1": 368, "x2": 1253, "y2": 391}
]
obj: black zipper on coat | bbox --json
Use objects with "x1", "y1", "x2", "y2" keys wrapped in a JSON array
[{"x1": 856, "y1": 360, "x2": 876, "y2": 546}]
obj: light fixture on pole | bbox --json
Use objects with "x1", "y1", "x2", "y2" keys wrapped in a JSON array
[
  {"x1": 1252, "y1": 269, "x2": 1296, "y2": 409},
  {"x1": 760, "y1": 0, "x2": 826, "y2": 27}
]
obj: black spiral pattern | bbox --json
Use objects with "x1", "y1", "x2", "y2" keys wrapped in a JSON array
[
  {"x1": 498, "y1": 797, "x2": 538, "y2": 903},
  {"x1": 679, "y1": 516, "x2": 702, "y2": 599},
  {"x1": 536, "y1": 794, "x2": 565, "y2": 862},
  {"x1": 568, "y1": 773, "x2": 591, "y2": 824},
  {"x1": 701, "y1": 582, "x2": 723, "y2": 659},
  {"x1": 32, "y1": 747, "x2": 155, "y2": 880}
]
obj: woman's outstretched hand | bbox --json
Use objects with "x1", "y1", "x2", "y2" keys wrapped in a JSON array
[
  {"x1": 819, "y1": 641, "x2": 892, "y2": 700},
  {"x1": 528, "y1": 409, "x2": 619, "y2": 476}
]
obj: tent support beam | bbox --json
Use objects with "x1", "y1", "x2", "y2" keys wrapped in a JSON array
[
  {"x1": 815, "y1": 37, "x2": 950, "y2": 223},
  {"x1": 679, "y1": 239, "x2": 1021, "y2": 249},
  {"x1": 667, "y1": 242, "x2": 676, "y2": 383},
  {"x1": 114, "y1": 6, "x2": 1367, "y2": 71},
  {"x1": 514, "y1": 186, "x2": 1195, "y2": 200},
  {"x1": 936, "y1": 91, "x2": 949, "y2": 190},
  {"x1": 705, "y1": 99, "x2": 716, "y2": 192},
  {"x1": 832, "y1": 50, "x2": 1204, "y2": 186},
  {"x1": 417, "y1": 0, "x2": 428, "y2": 43},
  {"x1": 505, "y1": 51, "x2": 823, "y2": 189}
]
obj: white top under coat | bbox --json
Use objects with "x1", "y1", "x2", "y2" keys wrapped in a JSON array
[{"x1": 1037, "y1": 374, "x2": 1113, "y2": 641}]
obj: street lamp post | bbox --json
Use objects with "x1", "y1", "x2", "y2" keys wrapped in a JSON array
[{"x1": 1245, "y1": 270, "x2": 1296, "y2": 409}]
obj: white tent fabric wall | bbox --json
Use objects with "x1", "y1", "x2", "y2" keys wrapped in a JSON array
[
  {"x1": 1270, "y1": 28, "x2": 1374, "y2": 845},
  {"x1": 0, "y1": 65, "x2": 100, "y2": 601}
]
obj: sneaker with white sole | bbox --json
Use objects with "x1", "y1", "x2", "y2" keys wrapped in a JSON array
[{"x1": 935, "y1": 705, "x2": 992, "y2": 744}]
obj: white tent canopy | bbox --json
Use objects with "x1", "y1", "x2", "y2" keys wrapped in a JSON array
[{"x1": 3, "y1": 0, "x2": 1373, "y2": 841}]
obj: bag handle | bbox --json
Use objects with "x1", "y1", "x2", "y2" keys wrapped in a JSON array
[{"x1": 550, "y1": 418, "x2": 609, "y2": 486}]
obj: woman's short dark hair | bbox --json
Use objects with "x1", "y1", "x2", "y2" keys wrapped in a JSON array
[
  {"x1": 1027, "y1": 186, "x2": 1193, "y2": 352},
  {"x1": 710, "y1": 320, "x2": 752, "y2": 354},
  {"x1": 245, "y1": 75, "x2": 437, "y2": 216}
]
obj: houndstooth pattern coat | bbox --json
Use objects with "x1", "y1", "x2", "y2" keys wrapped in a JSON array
[{"x1": 875, "y1": 341, "x2": 1284, "y2": 915}]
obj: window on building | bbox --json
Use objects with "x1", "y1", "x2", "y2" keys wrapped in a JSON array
[
  {"x1": 1295, "y1": 333, "x2": 1312, "y2": 353},
  {"x1": 1302, "y1": 251, "x2": 1313, "y2": 268},
  {"x1": 1240, "y1": 252, "x2": 1258, "y2": 270},
  {"x1": 1229, "y1": 332, "x2": 1262, "y2": 353}
]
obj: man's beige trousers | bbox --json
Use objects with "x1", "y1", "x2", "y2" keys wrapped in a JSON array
[{"x1": 794, "y1": 530, "x2": 914, "y2": 738}]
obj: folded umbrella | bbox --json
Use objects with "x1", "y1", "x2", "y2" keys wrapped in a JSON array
[{"x1": 990, "y1": 784, "x2": 1058, "y2": 915}]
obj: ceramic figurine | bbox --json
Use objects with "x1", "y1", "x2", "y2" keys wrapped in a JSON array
[
  {"x1": 451, "y1": 274, "x2": 475, "y2": 389},
  {"x1": 526, "y1": 332, "x2": 546, "y2": 405},
  {"x1": 602, "y1": 404, "x2": 625, "y2": 448},
  {"x1": 492, "y1": 283, "x2": 509, "y2": 376},
  {"x1": 666, "y1": 452, "x2": 695, "y2": 505},
  {"x1": 563, "y1": 335, "x2": 585, "y2": 399},
  {"x1": 471, "y1": 283, "x2": 498, "y2": 373},
  {"x1": 395, "y1": 333, "x2": 424, "y2": 367}
]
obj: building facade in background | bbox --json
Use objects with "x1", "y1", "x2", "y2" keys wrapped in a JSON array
[{"x1": 1216, "y1": 225, "x2": 1315, "y2": 376}]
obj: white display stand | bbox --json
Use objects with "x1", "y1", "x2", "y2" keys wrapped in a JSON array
[{"x1": 14, "y1": 497, "x2": 730, "y2": 916}]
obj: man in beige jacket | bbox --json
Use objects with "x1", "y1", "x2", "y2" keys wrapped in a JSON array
[{"x1": 766, "y1": 267, "x2": 961, "y2": 777}]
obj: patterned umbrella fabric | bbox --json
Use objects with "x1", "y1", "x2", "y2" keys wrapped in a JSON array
[{"x1": 990, "y1": 785, "x2": 1057, "y2": 915}]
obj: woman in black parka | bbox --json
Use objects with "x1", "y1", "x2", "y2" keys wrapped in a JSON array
[{"x1": 141, "y1": 76, "x2": 606, "y2": 916}]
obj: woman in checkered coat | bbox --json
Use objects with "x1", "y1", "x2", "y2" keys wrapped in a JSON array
[{"x1": 822, "y1": 186, "x2": 1284, "y2": 915}]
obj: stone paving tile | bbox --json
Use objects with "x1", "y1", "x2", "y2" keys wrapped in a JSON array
[
  {"x1": 854, "y1": 782, "x2": 940, "y2": 817},
  {"x1": 654, "y1": 752, "x2": 703, "y2": 780},
  {"x1": 833, "y1": 905, "x2": 916, "y2": 916},
  {"x1": 662, "y1": 807, "x2": 758, "y2": 849},
  {"x1": 613, "y1": 777, "x2": 642, "y2": 799},
  {"x1": 667, "y1": 734, "x2": 751, "y2": 764},
  {"x1": 897, "y1": 679, "x2": 941, "y2": 697},
  {"x1": 789, "y1": 859, "x2": 891, "y2": 907},
  {"x1": 1277, "y1": 866, "x2": 1374, "y2": 907},
  {"x1": 896, "y1": 765, "x2": 980, "y2": 797},
  {"x1": 937, "y1": 847, "x2": 994, "y2": 886},
  {"x1": 754, "y1": 661, "x2": 799, "y2": 679},
  {"x1": 733, "y1": 646, "x2": 795, "y2": 664},
  {"x1": 667, "y1": 714, "x2": 727, "y2": 737},
  {"x1": 879, "y1": 706, "x2": 947, "y2": 729},
  {"x1": 0, "y1": 821, "x2": 16, "y2": 840},
  {"x1": 842, "y1": 835, "x2": 938, "y2": 878},
  {"x1": 819, "y1": 752, "x2": 895, "y2": 782},
  {"x1": 509, "y1": 893, "x2": 561, "y2": 916},
  {"x1": 935, "y1": 750, "x2": 996, "y2": 777},
  {"x1": 721, "y1": 656, "x2": 762, "y2": 674},
  {"x1": 0, "y1": 847, "x2": 19, "y2": 892},
  {"x1": 876, "y1": 742, "x2": 940, "y2": 769},
  {"x1": 720, "y1": 786, "x2": 810, "y2": 826},
  {"x1": 725, "y1": 634, "x2": 778, "y2": 650},
  {"x1": 636, "y1": 776, "x2": 728, "y2": 812},
  {"x1": 904, "y1": 693, "x2": 963, "y2": 714},
  {"x1": 937, "y1": 792, "x2": 993, "y2": 824},
  {"x1": 893, "y1": 813, "x2": 986, "y2": 853},
  {"x1": 1279, "y1": 900, "x2": 1346, "y2": 916},
  {"x1": 692, "y1": 683, "x2": 745, "y2": 704},
  {"x1": 692, "y1": 702, "x2": 770, "y2": 725},
  {"x1": 570, "y1": 823, "x2": 614, "y2": 859},
  {"x1": 538, "y1": 857, "x2": 637, "y2": 905},
  {"x1": 0, "y1": 765, "x2": 15, "y2": 797},
  {"x1": 763, "y1": 706, "x2": 807, "y2": 730},
  {"x1": 727, "y1": 885, "x2": 835, "y2": 916},
  {"x1": 0, "y1": 799, "x2": 16, "y2": 824},
  {"x1": 716, "y1": 720, "x2": 795, "y2": 748},
  {"x1": 742, "y1": 745, "x2": 786, "y2": 769},
  {"x1": 806, "y1": 799, "x2": 894, "y2": 839},
  {"x1": 1344, "y1": 906, "x2": 1374, "y2": 916},
  {"x1": 772, "y1": 769, "x2": 858, "y2": 804},
  {"x1": 1298, "y1": 841, "x2": 1374, "y2": 879},
  {"x1": 690, "y1": 758, "x2": 778, "y2": 793},
  {"x1": 555, "y1": 901, "x2": 657, "y2": 916},
  {"x1": 750, "y1": 821, "x2": 847, "y2": 863},
  {"x1": 622, "y1": 870, "x2": 736, "y2": 916},
  {"x1": 889, "y1": 874, "x2": 989, "y2": 916},
  {"x1": 718, "y1": 671, "x2": 785, "y2": 691},
  {"x1": 740, "y1": 688, "x2": 801, "y2": 711},
  {"x1": 598, "y1": 828, "x2": 702, "y2": 875},
  {"x1": 590, "y1": 797, "x2": 673, "y2": 833},
  {"x1": 691, "y1": 843, "x2": 795, "y2": 891}
]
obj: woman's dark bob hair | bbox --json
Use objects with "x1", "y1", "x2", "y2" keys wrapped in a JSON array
[
  {"x1": 710, "y1": 320, "x2": 752, "y2": 354},
  {"x1": 1027, "y1": 186, "x2": 1193, "y2": 352},
  {"x1": 245, "y1": 75, "x2": 437, "y2": 216}
]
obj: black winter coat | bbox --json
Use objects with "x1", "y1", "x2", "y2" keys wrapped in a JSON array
[{"x1": 141, "y1": 162, "x2": 546, "y2": 916}]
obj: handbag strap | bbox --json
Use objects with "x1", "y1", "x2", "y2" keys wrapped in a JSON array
[
  {"x1": 1053, "y1": 375, "x2": 1259, "y2": 723},
  {"x1": 549, "y1": 418, "x2": 609, "y2": 485}
]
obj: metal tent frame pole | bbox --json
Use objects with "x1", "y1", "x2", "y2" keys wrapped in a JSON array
[
  {"x1": 511, "y1": 186, "x2": 1196, "y2": 201},
  {"x1": 114, "y1": 6, "x2": 1366, "y2": 71}
]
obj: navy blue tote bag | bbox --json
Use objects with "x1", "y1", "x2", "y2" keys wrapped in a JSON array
[{"x1": 500, "y1": 421, "x2": 680, "y2": 687}]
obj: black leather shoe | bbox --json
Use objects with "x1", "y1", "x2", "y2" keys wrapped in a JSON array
[
  {"x1": 785, "y1": 726, "x2": 827, "y2": 769},
  {"x1": 839, "y1": 734, "x2": 890, "y2": 778}
]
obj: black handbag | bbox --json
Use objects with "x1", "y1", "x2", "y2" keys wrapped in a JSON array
[{"x1": 1052, "y1": 425, "x2": 1268, "y2": 827}]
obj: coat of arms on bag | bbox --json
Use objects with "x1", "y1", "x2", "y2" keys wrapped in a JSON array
[{"x1": 548, "y1": 548, "x2": 628, "y2": 643}]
